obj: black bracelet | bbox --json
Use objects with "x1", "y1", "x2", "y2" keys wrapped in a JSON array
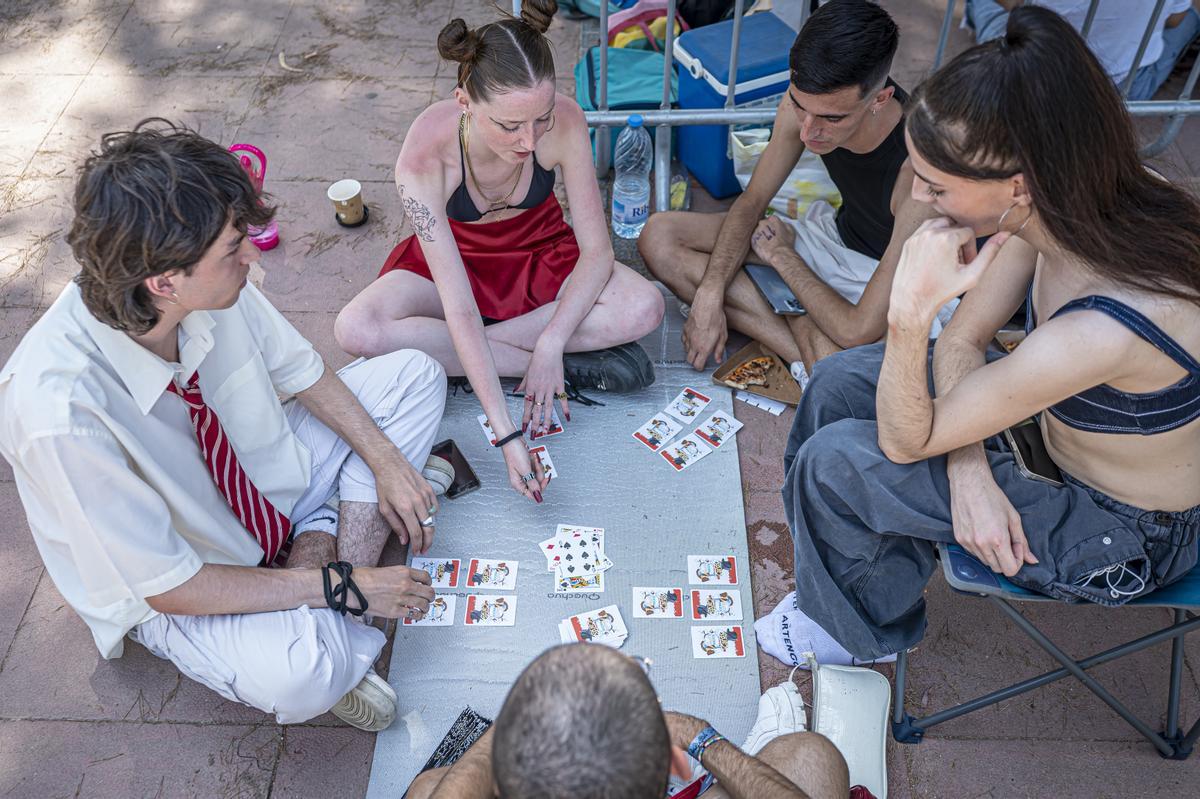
[
  {"x1": 322, "y1": 561, "x2": 368, "y2": 616},
  {"x1": 493, "y1": 429, "x2": 523, "y2": 448}
]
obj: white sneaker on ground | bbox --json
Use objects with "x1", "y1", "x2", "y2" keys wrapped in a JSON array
[
  {"x1": 422, "y1": 455, "x2": 454, "y2": 497},
  {"x1": 329, "y1": 667, "x2": 398, "y2": 732},
  {"x1": 740, "y1": 666, "x2": 808, "y2": 755},
  {"x1": 789, "y1": 361, "x2": 810, "y2": 391},
  {"x1": 753, "y1": 592, "x2": 896, "y2": 668}
]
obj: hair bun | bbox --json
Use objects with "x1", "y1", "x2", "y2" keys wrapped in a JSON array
[
  {"x1": 520, "y1": 0, "x2": 557, "y2": 34},
  {"x1": 437, "y1": 18, "x2": 479, "y2": 63}
]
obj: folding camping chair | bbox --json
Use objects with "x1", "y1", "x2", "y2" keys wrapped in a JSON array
[{"x1": 891, "y1": 544, "x2": 1200, "y2": 759}]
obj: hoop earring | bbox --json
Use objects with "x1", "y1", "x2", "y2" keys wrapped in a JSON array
[
  {"x1": 997, "y1": 202, "x2": 1032, "y2": 235},
  {"x1": 167, "y1": 291, "x2": 180, "y2": 306},
  {"x1": 545, "y1": 111, "x2": 556, "y2": 132}
]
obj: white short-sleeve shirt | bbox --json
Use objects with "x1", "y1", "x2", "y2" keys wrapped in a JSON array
[
  {"x1": 0, "y1": 282, "x2": 325, "y2": 658},
  {"x1": 1035, "y1": 0, "x2": 1193, "y2": 84}
]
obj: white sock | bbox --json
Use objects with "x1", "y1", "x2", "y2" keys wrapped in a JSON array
[
  {"x1": 753, "y1": 591, "x2": 896, "y2": 668},
  {"x1": 294, "y1": 497, "x2": 339, "y2": 537},
  {"x1": 789, "y1": 361, "x2": 810, "y2": 391}
]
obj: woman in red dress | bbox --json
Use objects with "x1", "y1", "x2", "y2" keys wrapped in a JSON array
[{"x1": 336, "y1": 0, "x2": 664, "y2": 503}]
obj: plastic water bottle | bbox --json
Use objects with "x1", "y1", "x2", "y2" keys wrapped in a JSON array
[{"x1": 611, "y1": 114, "x2": 652, "y2": 239}]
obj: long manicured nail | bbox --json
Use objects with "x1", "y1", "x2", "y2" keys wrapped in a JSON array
[
  {"x1": 566, "y1": 412, "x2": 571, "y2": 422},
  {"x1": 533, "y1": 491, "x2": 543, "y2": 503},
  {"x1": 522, "y1": 422, "x2": 528, "y2": 433}
]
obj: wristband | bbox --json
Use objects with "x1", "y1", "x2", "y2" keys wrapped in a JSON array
[
  {"x1": 323, "y1": 561, "x2": 368, "y2": 616},
  {"x1": 493, "y1": 429, "x2": 523, "y2": 448},
  {"x1": 686, "y1": 725, "x2": 727, "y2": 764}
]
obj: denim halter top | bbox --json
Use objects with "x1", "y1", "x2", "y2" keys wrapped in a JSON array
[{"x1": 1025, "y1": 283, "x2": 1200, "y2": 434}]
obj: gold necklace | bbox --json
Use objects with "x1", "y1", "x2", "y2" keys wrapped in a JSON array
[{"x1": 460, "y1": 113, "x2": 524, "y2": 211}]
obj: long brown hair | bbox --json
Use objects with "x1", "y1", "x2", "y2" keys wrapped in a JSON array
[
  {"x1": 907, "y1": 7, "x2": 1200, "y2": 303},
  {"x1": 437, "y1": 0, "x2": 557, "y2": 103}
]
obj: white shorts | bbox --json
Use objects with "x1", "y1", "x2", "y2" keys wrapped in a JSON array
[{"x1": 783, "y1": 200, "x2": 958, "y2": 338}]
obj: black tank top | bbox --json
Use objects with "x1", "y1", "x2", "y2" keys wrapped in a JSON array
[
  {"x1": 445, "y1": 137, "x2": 557, "y2": 223},
  {"x1": 818, "y1": 80, "x2": 909, "y2": 260}
]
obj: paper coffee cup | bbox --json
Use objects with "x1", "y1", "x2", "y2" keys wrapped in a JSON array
[{"x1": 328, "y1": 179, "x2": 366, "y2": 226}]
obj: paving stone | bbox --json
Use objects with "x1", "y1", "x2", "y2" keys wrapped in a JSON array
[
  {"x1": 235, "y1": 76, "x2": 432, "y2": 184},
  {"x1": 29, "y1": 75, "x2": 260, "y2": 179},
  {"x1": 0, "y1": 75, "x2": 83, "y2": 178},
  {"x1": 905, "y1": 737, "x2": 1200, "y2": 798},
  {"x1": 90, "y1": 0, "x2": 290, "y2": 77},
  {"x1": 0, "y1": 178, "x2": 76, "y2": 312},
  {"x1": 253, "y1": 179, "x2": 410, "y2": 313},
  {"x1": 0, "y1": 574, "x2": 266, "y2": 724},
  {"x1": 0, "y1": 0, "x2": 127, "y2": 76},
  {"x1": 0, "y1": 484, "x2": 41, "y2": 670},
  {"x1": 271, "y1": 725, "x2": 375, "y2": 799},
  {"x1": 0, "y1": 719, "x2": 280, "y2": 799}
]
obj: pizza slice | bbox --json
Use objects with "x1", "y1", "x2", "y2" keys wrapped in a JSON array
[{"x1": 725, "y1": 356, "x2": 773, "y2": 390}]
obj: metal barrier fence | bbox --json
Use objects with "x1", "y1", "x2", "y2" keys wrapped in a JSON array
[{"x1": 559, "y1": 0, "x2": 1199, "y2": 210}]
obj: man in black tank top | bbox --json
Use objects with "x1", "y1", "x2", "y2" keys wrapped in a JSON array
[{"x1": 639, "y1": 0, "x2": 941, "y2": 386}]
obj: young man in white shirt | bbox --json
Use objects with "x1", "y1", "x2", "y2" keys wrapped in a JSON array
[{"x1": 0, "y1": 120, "x2": 449, "y2": 731}]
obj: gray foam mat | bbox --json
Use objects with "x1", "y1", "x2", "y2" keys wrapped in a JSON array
[{"x1": 366, "y1": 364, "x2": 759, "y2": 796}]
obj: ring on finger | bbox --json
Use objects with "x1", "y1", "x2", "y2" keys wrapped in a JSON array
[
  {"x1": 419, "y1": 516, "x2": 435, "y2": 527},
  {"x1": 427, "y1": 505, "x2": 437, "y2": 516},
  {"x1": 534, "y1": 400, "x2": 544, "y2": 407},
  {"x1": 522, "y1": 472, "x2": 535, "y2": 482},
  {"x1": 555, "y1": 392, "x2": 568, "y2": 400}
]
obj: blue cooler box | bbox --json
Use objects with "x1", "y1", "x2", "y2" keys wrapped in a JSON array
[{"x1": 673, "y1": 13, "x2": 794, "y2": 198}]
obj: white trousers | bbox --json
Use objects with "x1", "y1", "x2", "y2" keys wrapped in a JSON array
[
  {"x1": 783, "y1": 200, "x2": 958, "y2": 338},
  {"x1": 134, "y1": 349, "x2": 447, "y2": 723}
]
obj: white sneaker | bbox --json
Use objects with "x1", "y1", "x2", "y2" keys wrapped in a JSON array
[
  {"x1": 423, "y1": 455, "x2": 454, "y2": 497},
  {"x1": 740, "y1": 666, "x2": 808, "y2": 755},
  {"x1": 329, "y1": 668, "x2": 398, "y2": 732}
]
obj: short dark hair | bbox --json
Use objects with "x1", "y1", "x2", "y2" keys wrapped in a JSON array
[
  {"x1": 438, "y1": 0, "x2": 558, "y2": 103},
  {"x1": 68, "y1": 118, "x2": 273, "y2": 334},
  {"x1": 492, "y1": 645, "x2": 670, "y2": 799},
  {"x1": 789, "y1": 0, "x2": 899, "y2": 97}
]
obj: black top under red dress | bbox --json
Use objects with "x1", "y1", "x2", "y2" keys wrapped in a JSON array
[{"x1": 378, "y1": 141, "x2": 579, "y2": 322}]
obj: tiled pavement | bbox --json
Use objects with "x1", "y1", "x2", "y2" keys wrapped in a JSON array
[{"x1": 2, "y1": 1, "x2": 1199, "y2": 796}]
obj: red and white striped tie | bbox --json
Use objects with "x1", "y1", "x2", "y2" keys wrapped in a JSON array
[{"x1": 167, "y1": 371, "x2": 291, "y2": 566}]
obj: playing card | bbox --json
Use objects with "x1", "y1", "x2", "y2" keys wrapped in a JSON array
[
  {"x1": 529, "y1": 445, "x2": 557, "y2": 480},
  {"x1": 465, "y1": 558, "x2": 519, "y2": 591},
  {"x1": 632, "y1": 586, "x2": 685, "y2": 619},
  {"x1": 410, "y1": 557, "x2": 461, "y2": 589},
  {"x1": 691, "y1": 625, "x2": 746, "y2": 658},
  {"x1": 404, "y1": 594, "x2": 457, "y2": 626},
  {"x1": 663, "y1": 387, "x2": 712, "y2": 423},
  {"x1": 563, "y1": 605, "x2": 628, "y2": 647},
  {"x1": 548, "y1": 525, "x2": 608, "y2": 576},
  {"x1": 463, "y1": 594, "x2": 517, "y2": 626},
  {"x1": 632, "y1": 412, "x2": 683, "y2": 452},
  {"x1": 659, "y1": 434, "x2": 712, "y2": 472},
  {"x1": 555, "y1": 561, "x2": 605, "y2": 593},
  {"x1": 690, "y1": 588, "x2": 743, "y2": 621},
  {"x1": 528, "y1": 407, "x2": 564, "y2": 440},
  {"x1": 477, "y1": 414, "x2": 499, "y2": 446},
  {"x1": 558, "y1": 619, "x2": 575, "y2": 644},
  {"x1": 688, "y1": 555, "x2": 739, "y2": 585},
  {"x1": 693, "y1": 411, "x2": 743, "y2": 449}
]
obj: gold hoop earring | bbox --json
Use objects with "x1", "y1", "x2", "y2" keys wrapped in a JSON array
[
  {"x1": 997, "y1": 202, "x2": 1032, "y2": 235},
  {"x1": 545, "y1": 112, "x2": 556, "y2": 132}
]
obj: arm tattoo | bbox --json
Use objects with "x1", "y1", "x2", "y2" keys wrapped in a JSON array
[{"x1": 398, "y1": 184, "x2": 437, "y2": 242}]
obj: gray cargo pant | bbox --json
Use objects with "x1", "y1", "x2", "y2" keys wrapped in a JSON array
[{"x1": 783, "y1": 343, "x2": 1200, "y2": 661}]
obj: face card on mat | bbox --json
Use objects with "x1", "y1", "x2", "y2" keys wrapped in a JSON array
[
  {"x1": 693, "y1": 411, "x2": 743, "y2": 448},
  {"x1": 663, "y1": 387, "x2": 712, "y2": 423},
  {"x1": 691, "y1": 625, "x2": 746, "y2": 658},
  {"x1": 465, "y1": 558, "x2": 518, "y2": 590},
  {"x1": 688, "y1": 555, "x2": 738, "y2": 585},
  {"x1": 564, "y1": 605, "x2": 628, "y2": 644},
  {"x1": 529, "y1": 445, "x2": 557, "y2": 480},
  {"x1": 689, "y1": 588, "x2": 743, "y2": 621},
  {"x1": 633, "y1": 586, "x2": 684, "y2": 619},
  {"x1": 528, "y1": 407, "x2": 564, "y2": 440},
  {"x1": 477, "y1": 414, "x2": 498, "y2": 446},
  {"x1": 555, "y1": 562, "x2": 604, "y2": 593},
  {"x1": 403, "y1": 594, "x2": 457, "y2": 626},
  {"x1": 659, "y1": 434, "x2": 712, "y2": 472},
  {"x1": 633, "y1": 412, "x2": 683, "y2": 452},
  {"x1": 410, "y1": 557, "x2": 461, "y2": 589},
  {"x1": 463, "y1": 594, "x2": 516, "y2": 626}
]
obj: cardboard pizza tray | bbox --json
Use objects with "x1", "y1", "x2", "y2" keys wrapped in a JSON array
[{"x1": 712, "y1": 341, "x2": 802, "y2": 406}]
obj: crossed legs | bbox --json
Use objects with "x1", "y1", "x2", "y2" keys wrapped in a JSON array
[
  {"x1": 638, "y1": 211, "x2": 842, "y2": 372},
  {"x1": 334, "y1": 263, "x2": 665, "y2": 377}
]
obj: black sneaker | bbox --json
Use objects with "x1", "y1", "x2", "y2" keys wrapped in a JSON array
[{"x1": 563, "y1": 342, "x2": 655, "y2": 393}]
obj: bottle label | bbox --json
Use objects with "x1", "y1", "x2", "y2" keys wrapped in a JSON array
[{"x1": 613, "y1": 197, "x2": 648, "y2": 225}]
